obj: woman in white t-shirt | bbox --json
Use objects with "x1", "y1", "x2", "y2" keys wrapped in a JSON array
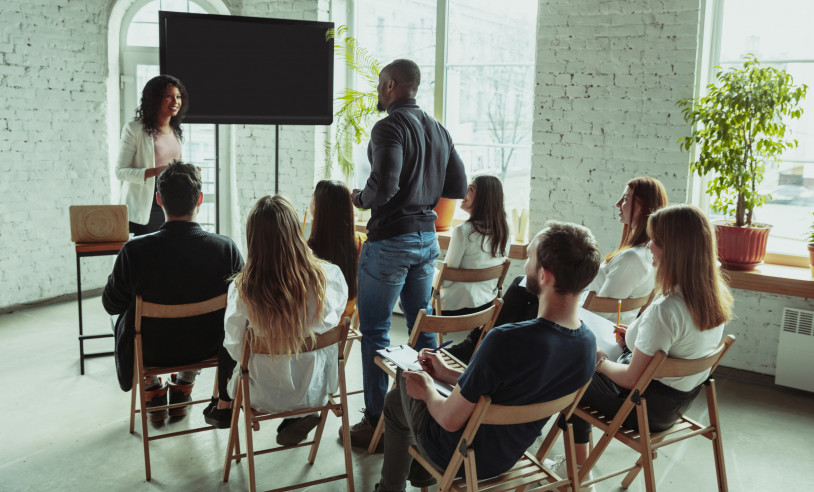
[
  {"x1": 203, "y1": 195, "x2": 348, "y2": 447},
  {"x1": 571, "y1": 204, "x2": 733, "y2": 467},
  {"x1": 441, "y1": 175, "x2": 509, "y2": 362},
  {"x1": 584, "y1": 176, "x2": 668, "y2": 324}
]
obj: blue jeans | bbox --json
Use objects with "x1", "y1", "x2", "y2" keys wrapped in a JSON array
[{"x1": 358, "y1": 232, "x2": 440, "y2": 418}]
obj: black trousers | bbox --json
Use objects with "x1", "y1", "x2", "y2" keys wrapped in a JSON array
[
  {"x1": 217, "y1": 346, "x2": 238, "y2": 402},
  {"x1": 128, "y1": 186, "x2": 165, "y2": 236},
  {"x1": 571, "y1": 370, "x2": 701, "y2": 443}
]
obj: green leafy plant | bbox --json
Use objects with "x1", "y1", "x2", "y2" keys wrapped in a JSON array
[
  {"x1": 808, "y1": 212, "x2": 814, "y2": 245},
  {"x1": 324, "y1": 26, "x2": 382, "y2": 179},
  {"x1": 678, "y1": 56, "x2": 807, "y2": 227}
]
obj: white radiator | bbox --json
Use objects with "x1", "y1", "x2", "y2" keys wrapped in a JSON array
[{"x1": 775, "y1": 307, "x2": 814, "y2": 392}]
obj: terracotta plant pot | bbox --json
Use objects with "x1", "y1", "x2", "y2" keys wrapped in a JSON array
[
  {"x1": 808, "y1": 244, "x2": 814, "y2": 277},
  {"x1": 714, "y1": 221, "x2": 771, "y2": 270},
  {"x1": 434, "y1": 198, "x2": 458, "y2": 232}
]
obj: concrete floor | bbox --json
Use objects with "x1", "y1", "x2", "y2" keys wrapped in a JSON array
[{"x1": 2, "y1": 296, "x2": 813, "y2": 491}]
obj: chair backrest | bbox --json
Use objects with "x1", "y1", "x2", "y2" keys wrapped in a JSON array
[
  {"x1": 406, "y1": 299, "x2": 503, "y2": 348},
  {"x1": 482, "y1": 382, "x2": 590, "y2": 426},
  {"x1": 582, "y1": 290, "x2": 655, "y2": 316},
  {"x1": 432, "y1": 259, "x2": 511, "y2": 314},
  {"x1": 243, "y1": 317, "x2": 351, "y2": 362},
  {"x1": 654, "y1": 334, "x2": 736, "y2": 379},
  {"x1": 135, "y1": 293, "x2": 228, "y2": 333}
]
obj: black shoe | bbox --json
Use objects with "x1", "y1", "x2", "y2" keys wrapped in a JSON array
[
  {"x1": 168, "y1": 374, "x2": 193, "y2": 417},
  {"x1": 372, "y1": 483, "x2": 404, "y2": 492},
  {"x1": 408, "y1": 458, "x2": 438, "y2": 488},
  {"x1": 144, "y1": 380, "x2": 168, "y2": 422},
  {"x1": 203, "y1": 399, "x2": 233, "y2": 429},
  {"x1": 340, "y1": 409, "x2": 383, "y2": 452},
  {"x1": 276, "y1": 414, "x2": 321, "y2": 446}
]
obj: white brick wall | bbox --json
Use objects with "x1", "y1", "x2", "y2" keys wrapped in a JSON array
[
  {"x1": 531, "y1": 0, "x2": 698, "y2": 250},
  {"x1": 0, "y1": 0, "x2": 111, "y2": 307}
]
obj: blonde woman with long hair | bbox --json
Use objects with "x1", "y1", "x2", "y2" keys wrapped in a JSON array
[
  {"x1": 203, "y1": 195, "x2": 348, "y2": 446},
  {"x1": 565, "y1": 204, "x2": 733, "y2": 480}
]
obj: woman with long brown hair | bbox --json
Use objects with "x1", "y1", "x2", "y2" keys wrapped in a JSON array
[
  {"x1": 308, "y1": 180, "x2": 366, "y2": 318},
  {"x1": 203, "y1": 195, "x2": 348, "y2": 446},
  {"x1": 584, "y1": 176, "x2": 669, "y2": 324},
  {"x1": 564, "y1": 204, "x2": 733, "y2": 478}
]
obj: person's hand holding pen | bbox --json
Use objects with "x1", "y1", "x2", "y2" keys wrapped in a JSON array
[{"x1": 416, "y1": 342, "x2": 457, "y2": 384}]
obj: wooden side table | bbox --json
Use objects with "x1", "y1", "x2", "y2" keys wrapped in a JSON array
[{"x1": 75, "y1": 241, "x2": 126, "y2": 375}]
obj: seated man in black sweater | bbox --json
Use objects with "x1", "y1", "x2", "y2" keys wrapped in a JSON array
[
  {"x1": 374, "y1": 221, "x2": 601, "y2": 491},
  {"x1": 103, "y1": 162, "x2": 243, "y2": 421}
]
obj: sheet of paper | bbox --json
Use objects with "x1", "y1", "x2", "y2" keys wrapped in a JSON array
[
  {"x1": 578, "y1": 307, "x2": 624, "y2": 361},
  {"x1": 376, "y1": 345, "x2": 454, "y2": 397}
]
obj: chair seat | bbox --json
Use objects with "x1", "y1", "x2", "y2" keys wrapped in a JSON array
[{"x1": 142, "y1": 356, "x2": 219, "y2": 377}]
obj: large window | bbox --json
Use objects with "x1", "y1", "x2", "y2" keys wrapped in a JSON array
[
  {"x1": 120, "y1": 0, "x2": 219, "y2": 232},
  {"x1": 712, "y1": 0, "x2": 814, "y2": 256},
  {"x1": 350, "y1": 0, "x2": 537, "y2": 222}
]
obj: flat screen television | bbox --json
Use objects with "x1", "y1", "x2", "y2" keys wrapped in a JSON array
[{"x1": 159, "y1": 11, "x2": 334, "y2": 125}]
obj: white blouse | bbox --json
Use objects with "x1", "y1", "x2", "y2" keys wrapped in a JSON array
[
  {"x1": 439, "y1": 221, "x2": 507, "y2": 312},
  {"x1": 583, "y1": 245, "x2": 654, "y2": 325},
  {"x1": 222, "y1": 262, "x2": 348, "y2": 413},
  {"x1": 625, "y1": 289, "x2": 724, "y2": 392}
]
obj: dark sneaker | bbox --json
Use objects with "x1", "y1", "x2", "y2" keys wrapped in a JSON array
[
  {"x1": 408, "y1": 458, "x2": 438, "y2": 488},
  {"x1": 203, "y1": 399, "x2": 233, "y2": 429},
  {"x1": 276, "y1": 414, "x2": 322, "y2": 446},
  {"x1": 144, "y1": 380, "x2": 168, "y2": 422},
  {"x1": 340, "y1": 409, "x2": 383, "y2": 452},
  {"x1": 168, "y1": 374, "x2": 194, "y2": 417}
]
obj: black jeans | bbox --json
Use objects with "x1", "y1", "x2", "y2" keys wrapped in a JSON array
[
  {"x1": 128, "y1": 185, "x2": 164, "y2": 236},
  {"x1": 571, "y1": 370, "x2": 701, "y2": 443}
]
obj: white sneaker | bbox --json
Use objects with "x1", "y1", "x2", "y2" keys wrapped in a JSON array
[{"x1": 544, "y1": 456, "x2": 596, "y2": 492}]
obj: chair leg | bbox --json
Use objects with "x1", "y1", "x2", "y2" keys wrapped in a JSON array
[
  {"x1": 138, "y1": 375, "x2": 152, "y2": 481},
  {"x1": 706, "y1": 381, "x2": 729, "y2": 492},
  {"x1": 308, "y1": 410, "x2": 329, "y2": 464},
  {"x1": 339, "y1": 363, "x2": 355, "y2": 492},
  {"x1": 368, "y1": 411, "x2": 386, "y2": 454},
  {"x1": 636, "y1": 399, "x2": 656, "y2": 492},
  {"x1": 464, "y1": 450, "x2": 477, "y2": 491},
  {"x1": 563, "y1": 423, "x2": 580, "y2": 491},
  {"x1": 241, "y1": 377, "x2": 257, "y2": 492},
  {"x1": 621, "y1": 455, "x2": 644, "y2": 489},
  {"x1": 223, "y1": 384, "x2": 244, "y2": 482},
  {"x1": 129, "y1": 371, "x2": 138, "y2": 434}
]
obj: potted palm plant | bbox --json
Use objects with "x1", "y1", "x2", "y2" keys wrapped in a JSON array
[
  {"x1": 678, "y1": 56, "x2": 807, "y2": 269},
  {"x1": 325, "y1": 26, "x2": 458, "y2": 231}
]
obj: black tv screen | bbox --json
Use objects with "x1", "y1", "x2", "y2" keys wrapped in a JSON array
[{"x1": 159, "y1": 12, "x2": 334, "y2": 125}]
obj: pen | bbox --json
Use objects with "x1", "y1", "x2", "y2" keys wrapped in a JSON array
[
  {"x1": 416, "y1": 340, "x2": 454, "y2": 365},
  {"x1": 616, "y1": 299, "x2": 622, "y2": 326},
  {"x1": 302, "y1": 209, "x2": 308, "y2": 233}
]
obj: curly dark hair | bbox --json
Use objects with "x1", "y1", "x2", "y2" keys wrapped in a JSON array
[{"x1": 135, "y1": 75, "x2": 188, "y2": 139}]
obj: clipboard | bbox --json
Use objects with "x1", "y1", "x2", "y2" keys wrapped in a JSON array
[{"x1": 376, "y1": 345, "x2": 454, "y2": 397}]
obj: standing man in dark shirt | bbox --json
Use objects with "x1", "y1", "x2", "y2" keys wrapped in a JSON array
[{"x1": 346, "y1": 59, "x2": 468, "y2": 447}]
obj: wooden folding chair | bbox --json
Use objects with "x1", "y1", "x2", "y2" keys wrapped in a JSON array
[
  {"x1": 368, "y1": 300, "x2": 503, "y2": 453},
  {"x1": 409, "y1": 380, "x2": 592, "y2": 492},
  {"x1": 582, "y1": 290, "x2": 655, "y2": 318},
  {"x1": 130, "y1": 293, "x2": 226, "y2": 481},
  {"x1": 222, "y1": 317, "x2": 354, "y2": 492},
  {"x1": 575, "y1": 335, "x2": 736, "y2": 491},
  {"x1": 432, "y1": 259, "x2": 511, "y2": 317}
]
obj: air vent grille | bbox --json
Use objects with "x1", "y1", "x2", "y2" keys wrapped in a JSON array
[{"x1": 782, "y1": 308, "x2": 814, "y2": 337}]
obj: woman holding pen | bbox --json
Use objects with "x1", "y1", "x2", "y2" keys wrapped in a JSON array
[{"x1": 561, "y1": 204, "x2": 733, "y2": 477}]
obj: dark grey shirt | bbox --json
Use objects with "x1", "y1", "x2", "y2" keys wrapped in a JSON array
[{"x1": 354, "y1": 98, "x2": 467, "y2": 241}]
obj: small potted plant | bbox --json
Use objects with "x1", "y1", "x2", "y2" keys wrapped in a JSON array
[{"x1": 678, "y1": 56, "x2": 807, "y2": 270}]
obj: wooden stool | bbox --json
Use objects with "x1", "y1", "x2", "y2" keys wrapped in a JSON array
[{"x1": 75, "y1": 241, "x2": 125, "y2": 375}]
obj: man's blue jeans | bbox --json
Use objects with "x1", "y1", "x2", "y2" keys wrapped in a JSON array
[{"x1": 357, "y1": 232, "x2": 440, "y2": 418}]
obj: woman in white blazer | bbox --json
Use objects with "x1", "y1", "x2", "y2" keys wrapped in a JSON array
[{"x1": 115, "y1": 75, "x2": 188, "y2": 235}]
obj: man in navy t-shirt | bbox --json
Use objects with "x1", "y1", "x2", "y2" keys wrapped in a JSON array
[{"x1": 374, "y1": 221, "x2": 601, "y2": 492}]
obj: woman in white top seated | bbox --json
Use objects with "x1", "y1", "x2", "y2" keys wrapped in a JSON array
[
  {"x1": 571, "y1": 204, "x2": 733, "y2": 465},
  {"x1": 584, "y1": 176, "x2": 669, "y2": 325},
  {"x1": 440, "y1": 175, "x2": 509, "y2": 362},
  {"x1": 203, "y1": 195, "x2": 348, "y2": 446}
]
